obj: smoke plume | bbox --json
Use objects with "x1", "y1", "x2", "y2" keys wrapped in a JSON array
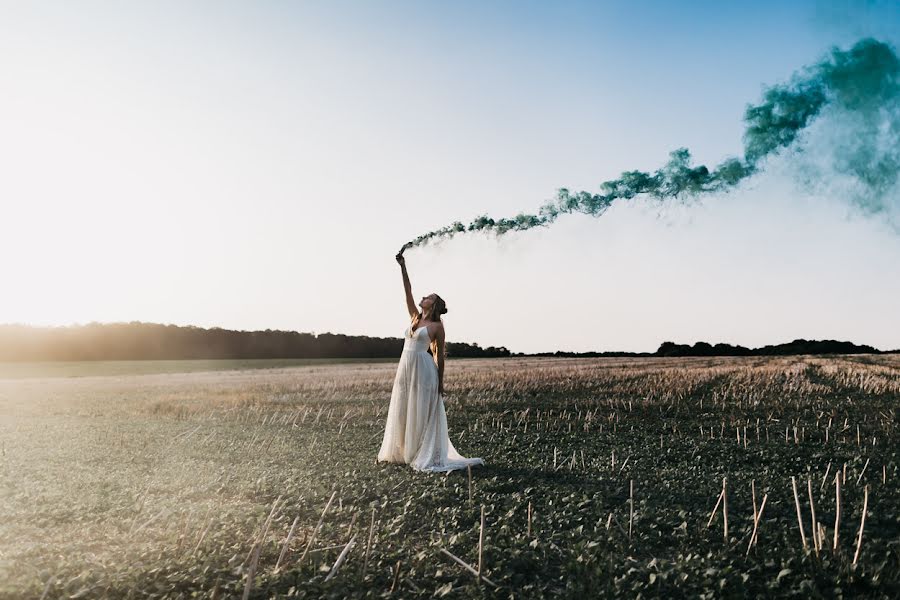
[{"x1": 403, "y1": 38, "x2": 900, "y2": 250}]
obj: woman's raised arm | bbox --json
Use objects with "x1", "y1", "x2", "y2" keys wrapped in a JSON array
[{"x1": 396, "y1": 250, "x2": 418, "y2": 319}]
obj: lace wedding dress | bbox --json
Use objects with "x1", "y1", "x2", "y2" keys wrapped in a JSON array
[{"x1": 377, "y1": 323, "x2": 484, "y2": 473}]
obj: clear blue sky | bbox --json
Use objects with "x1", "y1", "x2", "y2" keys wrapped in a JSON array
[{"x1": 1, "y1": 0, "x2": 898, "y2": 352}]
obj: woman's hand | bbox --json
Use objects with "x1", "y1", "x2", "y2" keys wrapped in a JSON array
[{"x1": 395, "y1": 250, "x2": 405, "y2": 267}]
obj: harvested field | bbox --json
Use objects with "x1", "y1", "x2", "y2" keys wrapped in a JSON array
[{"x1": 1, "y1": 355, "x2": 897, "y2": 598}]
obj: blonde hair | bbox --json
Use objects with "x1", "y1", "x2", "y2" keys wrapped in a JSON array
[{"x1": 410, "y1": 294, "x2": 448, "y2": 362}]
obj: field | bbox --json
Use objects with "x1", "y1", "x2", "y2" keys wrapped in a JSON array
[
  {"x1": 0, "y1": 358, "x2": 397, "y2": 380},
  {"x1": 1, "y1": 355, "x2": 898, "y2": 598}
]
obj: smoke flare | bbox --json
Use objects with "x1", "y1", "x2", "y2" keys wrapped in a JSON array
[{"x1": 403, "y1": 38, "x2": 900, "y2": 250}]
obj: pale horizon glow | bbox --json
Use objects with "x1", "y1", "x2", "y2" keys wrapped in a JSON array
[{"x1": 1, "y1": 0, "x2": 899, "y2": 353}]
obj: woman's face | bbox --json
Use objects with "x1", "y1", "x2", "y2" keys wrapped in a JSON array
[{"x1": 419, "y1": 294, "x2": 436, "y2": 312}]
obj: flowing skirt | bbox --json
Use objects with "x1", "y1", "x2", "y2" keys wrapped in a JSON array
[{"x1": 377, "y1": 349, "x2": 483, "y2": 473}]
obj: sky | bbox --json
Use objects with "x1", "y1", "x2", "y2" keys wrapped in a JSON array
[{"x1": 1, "y1": 0, "x2": 898, "y2": 353}]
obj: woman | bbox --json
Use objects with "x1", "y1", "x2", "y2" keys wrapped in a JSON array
[{"x1": 376, "y1": 249, "x2": 484, "y2": 473}]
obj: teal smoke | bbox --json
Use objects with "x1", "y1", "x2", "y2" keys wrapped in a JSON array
[{"x1": 403, "y1": 38, "x2": 900, "y2": 250}]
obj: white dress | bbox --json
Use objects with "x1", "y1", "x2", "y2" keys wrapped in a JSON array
[{"x1": 377, "y1": 323, "x2": 484, "y2": 473}]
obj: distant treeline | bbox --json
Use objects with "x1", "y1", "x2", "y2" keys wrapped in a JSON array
[
  {"x1": 0, "y1": 323, "x2": 511, "y2": 361},
  {"x1": 517, "y1": 350, "x2": 654, "y2": 358},
  {"x1": 0, "y1": 323, "x2": 892, "y2": 362},
  {"x1": 518, "y1": 339, "x2": 893, "y2": 358},
  {"x1": 654, "y1": 339, "x2": 886, "y2": 357}
]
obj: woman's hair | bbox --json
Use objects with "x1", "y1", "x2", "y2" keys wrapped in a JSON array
[{"x1": 411, "y1": 294, "x2": 448, "y2": 362}]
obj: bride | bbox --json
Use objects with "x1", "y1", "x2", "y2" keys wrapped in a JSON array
[{"x1": 376, "y1": 249, "x2": 484, "y2": 473}]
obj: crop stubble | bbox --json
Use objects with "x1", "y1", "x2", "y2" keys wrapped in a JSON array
[{"x1": 0, "y1": 355, "x2": 897, "y2": 598}]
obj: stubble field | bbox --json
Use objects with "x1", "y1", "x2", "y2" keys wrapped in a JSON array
[{"x1": 1, "y1": 354, "x2": 898, "y2": 598}]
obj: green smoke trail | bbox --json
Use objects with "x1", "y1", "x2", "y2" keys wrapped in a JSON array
[{"x1": 402, "y1": 38, "x2": 900, "y2": 250}]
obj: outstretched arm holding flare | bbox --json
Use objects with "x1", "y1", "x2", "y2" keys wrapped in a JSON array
[{"x1": 395, "y1": 250, "x2": 417, "y2": 320}]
